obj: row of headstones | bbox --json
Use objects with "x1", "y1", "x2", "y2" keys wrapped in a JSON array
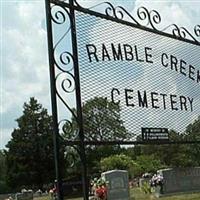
[
  {"x1": 103, "y1": 167, "x2": 200, "y2": 199},
  {"x1": 15, "y1": 191, "x2": 33, "y2": 200},
  {"x1": 13, "y1": 167, "x2": 200, "y2": 200},
  {"x1": 139, "y1": 167, "x2": 200, "y2": 197},
  {"x1": 14, "y1": 189, "x2": 43, "y2": 200}
]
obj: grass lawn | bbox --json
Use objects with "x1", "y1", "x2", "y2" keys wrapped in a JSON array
[
  {"x1": 34, "y1": 188, "x2": 200, "y2": 200},
  {"x1": 130, "y1": 188, "x2": 200, "y2": 200}
]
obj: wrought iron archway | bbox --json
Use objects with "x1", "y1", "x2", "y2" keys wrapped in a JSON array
[{"x1": 45, "y1": 0, "x2": 200, "y2": 199}]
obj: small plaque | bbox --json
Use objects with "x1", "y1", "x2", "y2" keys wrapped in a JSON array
[{"x1": 142, "y1": 127, "x2": 169, "y2": 141}]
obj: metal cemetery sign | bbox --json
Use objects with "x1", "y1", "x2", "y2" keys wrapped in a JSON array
[
  {"x1": 76, "y1": 11, "x2": 200, "y2": 142},
  {"x1": 46, "y1": 0, "x2": 200, "y2": 144},
  {"x1": 142, "y1": 128, "x2": 169, "y2": 141},
  {"x1": 45, "y1": 0, "x2": 200, "y2": 199}
]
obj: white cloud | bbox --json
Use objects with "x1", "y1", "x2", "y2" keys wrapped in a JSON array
[
  {"x1": 0, "y1": 128, "x2": 13, "y2": 150},
  {"x1": 133, "y1": 0, "x2": 200, "y2": 31},
  {"x1": 1, "y1": 1, "x2": 50, "y2": 149},
  {"x1": 1, "y1": 0, "x2": 199, "y2": 149}
]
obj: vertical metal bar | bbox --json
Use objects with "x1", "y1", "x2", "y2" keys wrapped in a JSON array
[
  {"x1": 69, "y1": 0, "x2": 88, "y2": 199},
  {"x1": 45, "y1": 0, "x2": 63, "y2": 200}
]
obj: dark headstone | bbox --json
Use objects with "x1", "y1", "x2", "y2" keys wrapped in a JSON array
[{"x1": 157, "y1": 167, "x2": 200, "y2": 196}]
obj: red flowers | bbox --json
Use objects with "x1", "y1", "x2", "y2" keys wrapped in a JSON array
[
  {"x1": 91, "y1": 177, "x2": 108, "y2": 199},
  {"x1": 95, "y1": 186, "x2": 107, "y2": 200}
]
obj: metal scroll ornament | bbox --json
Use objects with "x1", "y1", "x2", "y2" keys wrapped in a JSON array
[
  {"x1": 50, "y1": 3, "x2": 79, "y2": 140},
  {"x1": 71, "y1": 0, "x2": 200, "y2": 44}
]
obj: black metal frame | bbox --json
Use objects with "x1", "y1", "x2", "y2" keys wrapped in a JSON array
[
  {"x1": 45, "y1": 0, "x2": 200, "y2": 199},
  {"x1": 52, "y1": 0, "x2": 200, "y2": 45}
]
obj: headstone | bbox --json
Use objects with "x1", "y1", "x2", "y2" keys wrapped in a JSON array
[
  {"x1": 101, "y1": 170, "x2": 130, "y2": 200},
  {"x1": 157, "y1": 167, "x2": 200, "y2": 196},
  {"x1": 34, "y1": 189, "x2": 42, "y2": 197},
  {"x1": 15, "y1": 191, "x2": 33, "y2": 200}
]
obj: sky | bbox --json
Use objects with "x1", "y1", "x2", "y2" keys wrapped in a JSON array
[{"x1": 1, "y1": 0, "x2": 200, "y2": 149}]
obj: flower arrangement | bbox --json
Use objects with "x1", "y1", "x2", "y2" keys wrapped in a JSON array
[
  {"x1": 149, "y1": 173, "x2": 164, "y2": 194},
  {"x1": 149, "y1": 173, "x2": 164, "y2": 187},
  {"x1": 91, "y1": 177, "x2": 108, "y2": 200}
]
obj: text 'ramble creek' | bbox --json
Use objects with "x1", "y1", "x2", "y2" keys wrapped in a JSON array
[{"x1": 85, "y1": 43, "x2": 200, "y2": 84}]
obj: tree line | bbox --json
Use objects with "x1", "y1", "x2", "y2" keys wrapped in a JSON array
[{"x1": 0, "y1": 97, "x2": 199, "y2": 193}]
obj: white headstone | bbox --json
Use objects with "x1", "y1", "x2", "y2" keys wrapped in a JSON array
[{"x1": 101, "y1": 170, "x2": 130, "y2": 200}]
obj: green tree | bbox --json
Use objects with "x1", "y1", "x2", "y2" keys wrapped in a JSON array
[
  {"x1": 100, "y1": 154, "x2": 137, "y2": 178},
  {"x1": 100, "y1": 154, "x2": 165, "y2": 178},
  {"x1": 0, "y1": 150, "x2": 6, "y2": 181},
  {"x1": 82, "y1": 97, "x2": 128, "y2": 175},
  {"x1": 63, "y1": 97, "x2": 128, "y2": 141},
  {"x1": 5, "y1": 98, "x2": 64, "y2": 190},
  {"x1": 0, "y1": 150, "x2": 9, "y2": 193},
  {"x1": 86, "y1": 145, "x2": 123, "y2": 176},
  {"x1": 139, "y1": 130, "x2": 193, "y2": 167},
  {"x1": 62, "y1": 97, "x2": 128, "y2": 176},
  {"x1": 123, "y1": 146, "x2": 141, "y2": 160},
  {"x1": 185, "y1": 116, "x2": 200, "y2": 166},
  {"x1": 82, "y1": 97, "x2": 128, "y2": 141},
  {"x1": 135, "y1": 155, "x2": 166, "y2": 176}
]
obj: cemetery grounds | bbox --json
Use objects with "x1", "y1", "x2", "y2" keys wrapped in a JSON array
[{"x1": 34, "y1": 188, "x2": 200, "y2": 200}]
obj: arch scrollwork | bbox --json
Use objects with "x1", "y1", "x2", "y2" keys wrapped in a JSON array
[
  {"x1": 64, "y1": 145, "x2": 81, "y2": 169},
  {"x1": 58, "y1": 119, "x2": 79, "y2": 141},
  {"x1": 137, "y1": 7, "x2": 161, "y2": 30},
  {"x1": 51, "y1": 4, "x2": 70, "y2": 24},
  {"x1": 194, "y1": 25, "x2": 200, "y2": 38},
  {"x1": 50, "y1": 2, "x2": 78, "y2": 140},
  {"x1": 72, "y1": 0, "x2": 200, "y2": 44}
]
